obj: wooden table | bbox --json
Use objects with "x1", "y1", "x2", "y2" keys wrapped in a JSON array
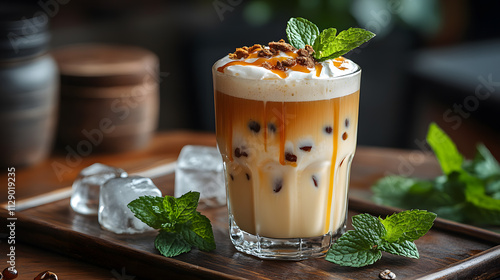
[{"x1": 1, "y1": 131, "x2": 499, "y2": 280}]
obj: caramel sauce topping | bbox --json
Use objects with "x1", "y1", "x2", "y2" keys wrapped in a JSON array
[
  {"x1": 219, "y1": 40, "x2": 315, "y2": 78},
  {"x1": 219, "y1": 40, "x2": 349, "y2": 78},
  {"x1": 218, "y1": 52, "x2": 310, "y2": 79}
]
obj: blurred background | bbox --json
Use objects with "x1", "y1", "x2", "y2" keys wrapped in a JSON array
[{"x1": 2, "y1": 0, "x2": 500, "y2": 166}]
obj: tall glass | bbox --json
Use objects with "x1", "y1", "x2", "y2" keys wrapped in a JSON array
[{"x1": 213, "y1": 63, "x2": 361, "y2": 260}]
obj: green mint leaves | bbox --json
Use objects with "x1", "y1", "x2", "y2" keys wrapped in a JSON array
[
  {"x1": 427, "y1": 123, "x2": 464, "y2": 174},
  {"x1": 286, "y1": 17, "x2": 375, "y2": 61},
  {"x1": 314, "y1": 27, "x2": 375, "y2": 61},
  {"x1": 372, "y1": 123, "x2": 500, "y2": 226},
  {"x1": 326, "y1": 210, "x2": 436, "y2": 267},
  {"x1": 286, "y1": 17, "x2": 320, "y2": 50},
  {"x1": 128, "y1": 192, "x2": 216, "y2": 257}
]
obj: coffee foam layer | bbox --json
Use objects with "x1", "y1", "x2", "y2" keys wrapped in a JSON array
[{"x1": 213, "y1": 64, "x2": 361, "y2": 102}]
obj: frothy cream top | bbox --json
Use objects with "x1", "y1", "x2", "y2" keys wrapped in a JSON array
[
  {"x1": 214, "y1": 53, "x2": 358, "y2": 80},
  {"x1": 213, "y1": 47, "x2": 361, "y2": 102}
]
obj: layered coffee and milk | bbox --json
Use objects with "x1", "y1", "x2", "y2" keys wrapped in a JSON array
[{"x1": 213, "y1": 41, "x2": 360, "y2": 239}]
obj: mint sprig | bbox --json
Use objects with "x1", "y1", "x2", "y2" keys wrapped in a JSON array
[
  {"x1": 372, "y1": 123, "x2": 500, "y2": 226},
  {"x1": 326, "y1": 210, "x2": 436, "y2": 267},
  {"x1": 128, "y1": 192, "x2": 216, "y2": 257},
  {"x1": 286, "y1": 17, "x2": 375, "y2": 61}
]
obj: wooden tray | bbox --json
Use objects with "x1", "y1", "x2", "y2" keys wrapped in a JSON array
[{"x1": 4, "y1": 148, "x2": 500, "y2": 280}]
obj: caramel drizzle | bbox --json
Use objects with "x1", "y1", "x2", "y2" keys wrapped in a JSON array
[
  {"x1": 333, "y1": 57, "x2": 348, "y2": 70},
  {"x1": 218, "y1": 51, "x2": 310, "y2": 79},
  {"x1": 218, "y1": 52, "x2": 348, "y2": 79},
  {"x1": 218, "y1": 51, "x2": 311, "y2": 79},
  {"x1": 315, "y1": 64, "x2": 323, "y2": 77},
  {"x1": 325, "y1": 99, "x2": 340, "y2": 233}
]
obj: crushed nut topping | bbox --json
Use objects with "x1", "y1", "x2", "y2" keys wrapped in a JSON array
[
  {"x1": 227, "y1": 39, "x2": 319, "y2": 71},
  {"x1": 269, "y1": 39, "x2": 296, "y2": 52},
  {"x1": 296, "y1": 56, "x2": 315, "y2": 68},
  {"x1": 229, "y1": 47, "x2": 249, "y2": 59}
]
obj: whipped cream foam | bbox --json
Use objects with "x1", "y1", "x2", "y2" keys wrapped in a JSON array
[
  {"x1": 214, "y1": 53, "x2": 358, "y2": 80},
  {"x1": 213, "y1": 54, "x2": 361, "y2": 102}
]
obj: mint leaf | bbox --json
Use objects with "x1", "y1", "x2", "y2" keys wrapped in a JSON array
[
  {"x1": 380, "y1": 210, "x2": 436, "y2": 243},
  {"x1": 464, "y1": 143, "x2": 500, "y2": 180},
  {"x1": 181, "y1": 212, "x2": 216, "y2": 251},
  {"x1": 372, "y1": 176, "x2": 436, "y2": 209},
  {"x1": 285, "y1": 17, "x2": 375, "y2": 61},
  {"x1": 326, "y1": 210, "x2": 433, "y2": 267},
  {"x1": 379, "y1": 240, "x2": 419, "y2": 259},
  {"x1": 461, "y1": 171, "x2": 500, "y2": 224},
  {"x1": 426, "y1": 123, "x2": 464, "y2": 174},
  {"x1": 286, "y1": 17, "x2": 320, "y2": 49},
  {"x1": 326, "y1": 230, "x2": 382, "y2": 267},
  {"x1": 128, "y1": 191, "x2": 216, "y2": 258},
  {"x1": 155, "y1": 231, "x2": 192, "y2": 257},
  {"x1": 314, "y1": 28, "x2": 375, "y2": 61},
  {"x1": 372, "y1": 123, "x2": 500, "y2": 227},
  {"x1": 163, "y1": 191, "x2": 199, "y2": 224},
  {"x1": 312, "y1": 28, "x2": 337, "y2": 58},
  {"x1": 352, "y1": 213, "x2": 386, "y2": 244},
  {"x1": 372, "y1": 176, "x2": 435, "y2": 209},
  {"x1": 486, "y1": 180, "x2": 500, "y2": 199},
  {"x1": 127, "y1": 195, "x2": 168, "y2": 229}
]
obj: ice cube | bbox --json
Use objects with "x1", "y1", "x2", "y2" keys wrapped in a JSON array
[
  {"x1": 175, "y1": 145, "x2": 225, "y2": 208},
  {"x1": 98, "y1": 175, "x2": 162, "y2": 234},
  {"x1": 71, "y1": 163, "x2": 127, "y2": 215}
]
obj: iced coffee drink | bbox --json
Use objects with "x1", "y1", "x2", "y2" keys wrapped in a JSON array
[{"x1": 213, "y1": 39, "x2": 362, "y2": 259}]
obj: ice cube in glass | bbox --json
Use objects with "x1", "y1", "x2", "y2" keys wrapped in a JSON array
[{"x1": 175, "y1": 145, "x2": 225, "y2": 208}]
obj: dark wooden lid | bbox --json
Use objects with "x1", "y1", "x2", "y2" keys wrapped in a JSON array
[{"x1": 52, "y1": 44, "x2": 158, "y2": 86}]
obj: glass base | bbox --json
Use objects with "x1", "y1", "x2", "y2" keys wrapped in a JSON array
[{"x1": 229, "y1": 215, "x2": 346, "y2": 260}]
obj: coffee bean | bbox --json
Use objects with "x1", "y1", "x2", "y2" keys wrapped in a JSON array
[
  {"x1": 248, "y1": 120, "x2": 261, "y2": 133},
  {"x1": 285, "y1": 152, "x2": 297, "y2": 162},
  {"x1": 273, "y1": 179, "x2": 283, "y2": 193},
  {"x1": 234, "y1": 148, "x2": 248, "y2": 158},
  {"x1": 325, "y1": 126, "x2": 333, "y2": 134},
  {"x1": 379, "y1": 269, "x2": 396, "y2": 280},
  {"x1": 267, "y1": 123, "x2": 277, "y2": 133},
  {"x1": 312, "y1": 175, "x2": 318, "y2": 187},
  {"x1": 299, "y1": 146, "x2": 312, "y2": 152},
  {"x1": 2, "y1": 268, "x2": 17, "y2": 280},
  {"x1": 345, "y1": 118, "x2": 350, "y2": 128},
  {"x1": 342, "y1": 132, "x2": 348, "y2": 140},
  {"x1": 34, "y1": 271, "x2": 58, "y2": 280}
]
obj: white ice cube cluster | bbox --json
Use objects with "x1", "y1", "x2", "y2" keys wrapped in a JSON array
[
  {"x1": 70, "y1": 163, "x2": 162, "y2": 234},
  {"x1": 71, "y1": 145, "x2": 225, "y2": 234}
]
